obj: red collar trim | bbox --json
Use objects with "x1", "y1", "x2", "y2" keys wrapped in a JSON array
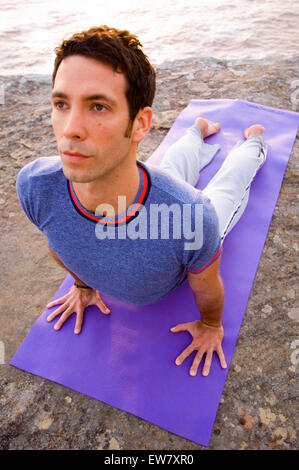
[{"x1": 67, "y1": 162, "x2": 150, "y2": 225}]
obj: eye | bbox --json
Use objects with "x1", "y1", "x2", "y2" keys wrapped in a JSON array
[
  {"x1": 93, "y1": 103, "x2": 106, "y2": 112},
  {"x1": 54, "y1": 101, "x2": 67, "y2": 109}
]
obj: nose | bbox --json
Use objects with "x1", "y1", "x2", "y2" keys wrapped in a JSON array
[{"x1": 63, "y1": 107, "x2": 87, "y2": 141}]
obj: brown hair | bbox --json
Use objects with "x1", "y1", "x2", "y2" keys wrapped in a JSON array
[{"x1": 52, "y1": 25, "x2": 156, "y2": 132}]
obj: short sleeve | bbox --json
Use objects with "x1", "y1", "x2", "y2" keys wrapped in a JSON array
[
  {"x1": 183, "y1": 194, "x2": 222, "y2": 274},
  {"x1": 16, "y1": 163, "x2": 42, "y2": 230}
]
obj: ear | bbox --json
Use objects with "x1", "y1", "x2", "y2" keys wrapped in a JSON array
[{"x1": 131, "y1": 107, "x2": 153, "y2": 143}]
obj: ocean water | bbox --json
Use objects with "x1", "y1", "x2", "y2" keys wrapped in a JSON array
[{"x1": 1, "y1": 0, "x2": 299, "y2": 75}]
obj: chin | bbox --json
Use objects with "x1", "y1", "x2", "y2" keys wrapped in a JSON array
[{"x1": 61, "y1": 164, "x2": 92, "y2": 183}]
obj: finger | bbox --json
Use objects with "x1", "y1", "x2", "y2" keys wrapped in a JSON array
[
  {"x1": 46, "y1": 295, "x2": 68, "y2": 308},
  {"x1": 74, "y1": 309, "x2": 84, "y2": 335},
  {"x1": 47, "y1": 303, "x2": 68, "y2": 322},
  {"x1": 202, "y1": 349, "x2": 213, "y2": 377},
  {"x1": 190, "y1": 349, "x2": 204, "y2": 377},
  {"x1": 54, "y1": 307, "x2": 74, "y2": 330},
  {"x1": 96, "y1": 299, "x2": 111, "y2": 315},
  {"x1": 170, "y1": 322, "x2": 190, "y2": 333},
  {"x1": 216, "y1": 345, "x2": 227, "y2": 369},
  {"x1": 175, "y1": 342, "x2": 195, "y2": 366}
]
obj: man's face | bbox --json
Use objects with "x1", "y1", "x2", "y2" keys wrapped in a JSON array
[{"x1": 51, "y1": 55, "x2": 134, "y2": 183}]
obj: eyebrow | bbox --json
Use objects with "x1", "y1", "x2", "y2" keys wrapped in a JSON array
[{"x1": 51, "y1": 91, "x2": 117, "y2": 106}]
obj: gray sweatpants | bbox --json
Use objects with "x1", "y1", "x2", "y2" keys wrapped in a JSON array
[{"x1": 160, "y1": 124, "x2": 268, "y2": 240}]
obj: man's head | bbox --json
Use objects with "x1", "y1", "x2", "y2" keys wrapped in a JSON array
[
  {"x1": 52, "y1": 25, "x2": 156, "y2": 134},
  {"x1": 51, "y1": 26, "x2": 155, "y2": 184}
]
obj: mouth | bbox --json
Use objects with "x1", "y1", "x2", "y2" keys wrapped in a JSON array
[{"x1": 62, "y1": 151, "x2": 90, "y2": 162}]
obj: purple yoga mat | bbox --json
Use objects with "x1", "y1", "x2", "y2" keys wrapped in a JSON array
[{"x1": 10, "y1": 99, "x2": 299, "y2": 447}]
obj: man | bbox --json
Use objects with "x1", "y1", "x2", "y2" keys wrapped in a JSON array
[{"x1": 16, "y1": 26, "x2": 267, "y2": 377}]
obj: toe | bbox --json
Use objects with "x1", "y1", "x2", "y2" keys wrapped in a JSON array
[
  {"x1": 206, "y1": 121, "x2": 221, "y2": 136},
  {"x1": 244, "y1": 124, "x2": 265, "y2": 139},
  {"x1": 196, "y1": 118, "x2": 220, "y2": 138}
]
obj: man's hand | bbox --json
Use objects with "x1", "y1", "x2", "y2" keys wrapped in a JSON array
[
  {"x1": 170, "y1": 319, "x2": 227, "y2": 377},
  {"x1": 46, "y1": 285, "x2": 111, "y2": 334}
]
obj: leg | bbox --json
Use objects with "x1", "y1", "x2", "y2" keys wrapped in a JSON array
[
  {"x1": 202, "y1": 126, "x2": 267, "y2": 240},
  {"x1": 160, "y1": 118, "x2": 221, "y2": 186}
]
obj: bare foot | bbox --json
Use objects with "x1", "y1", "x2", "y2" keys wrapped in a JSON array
[
  {"x1": 244, "y1": 124, "x2": 265, "y2": 140},
  {"x1": 195, "y1": 117, "x2": 221, "y2": 139}
]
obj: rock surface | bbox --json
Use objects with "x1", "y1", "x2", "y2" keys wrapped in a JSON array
[{"x1": 0, "y1": 56, "x2": 298, "y2": 450}]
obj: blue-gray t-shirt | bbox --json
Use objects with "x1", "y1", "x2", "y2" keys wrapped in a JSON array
[{"x1": 16, "y1": 157, "x2": 222, "y2": 304}]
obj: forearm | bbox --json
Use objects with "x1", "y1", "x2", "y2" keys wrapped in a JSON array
[
  {"x1": 192, "y1": 275, "x2": 225, "y2": 327},
  {"x1": 46, "y1": 242, "x2": 89, "y2": 287}
]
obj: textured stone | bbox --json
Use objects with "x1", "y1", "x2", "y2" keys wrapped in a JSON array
[{"x1": 0, "y1": 56, "x2": 298, "y2": 450}]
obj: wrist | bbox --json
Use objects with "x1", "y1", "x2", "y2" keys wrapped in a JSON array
[
  {"x1": 200, "y1": 319, "x2": 223, "y2": 329},
  {"x1": 74, "y1": 281, "x2": 93, "y2": 289}
]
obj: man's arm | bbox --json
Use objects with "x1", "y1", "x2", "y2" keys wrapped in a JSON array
[
  {"x1": 187, "y1": 255, "x2": 224, "y2": 327},
  {"x1": 170, "y1": 256, "x2": 227, "y2": 377},
  {"x1": 46, "y1": 241, "x2": 89, "y2": 287},
  {"x1": 45, "y1": 240, "x2": 111, "y2": 333}
]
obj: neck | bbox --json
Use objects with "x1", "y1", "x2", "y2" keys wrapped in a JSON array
[{"x1": 72, "y1": 157, "x2": 140, "y2": 216}]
